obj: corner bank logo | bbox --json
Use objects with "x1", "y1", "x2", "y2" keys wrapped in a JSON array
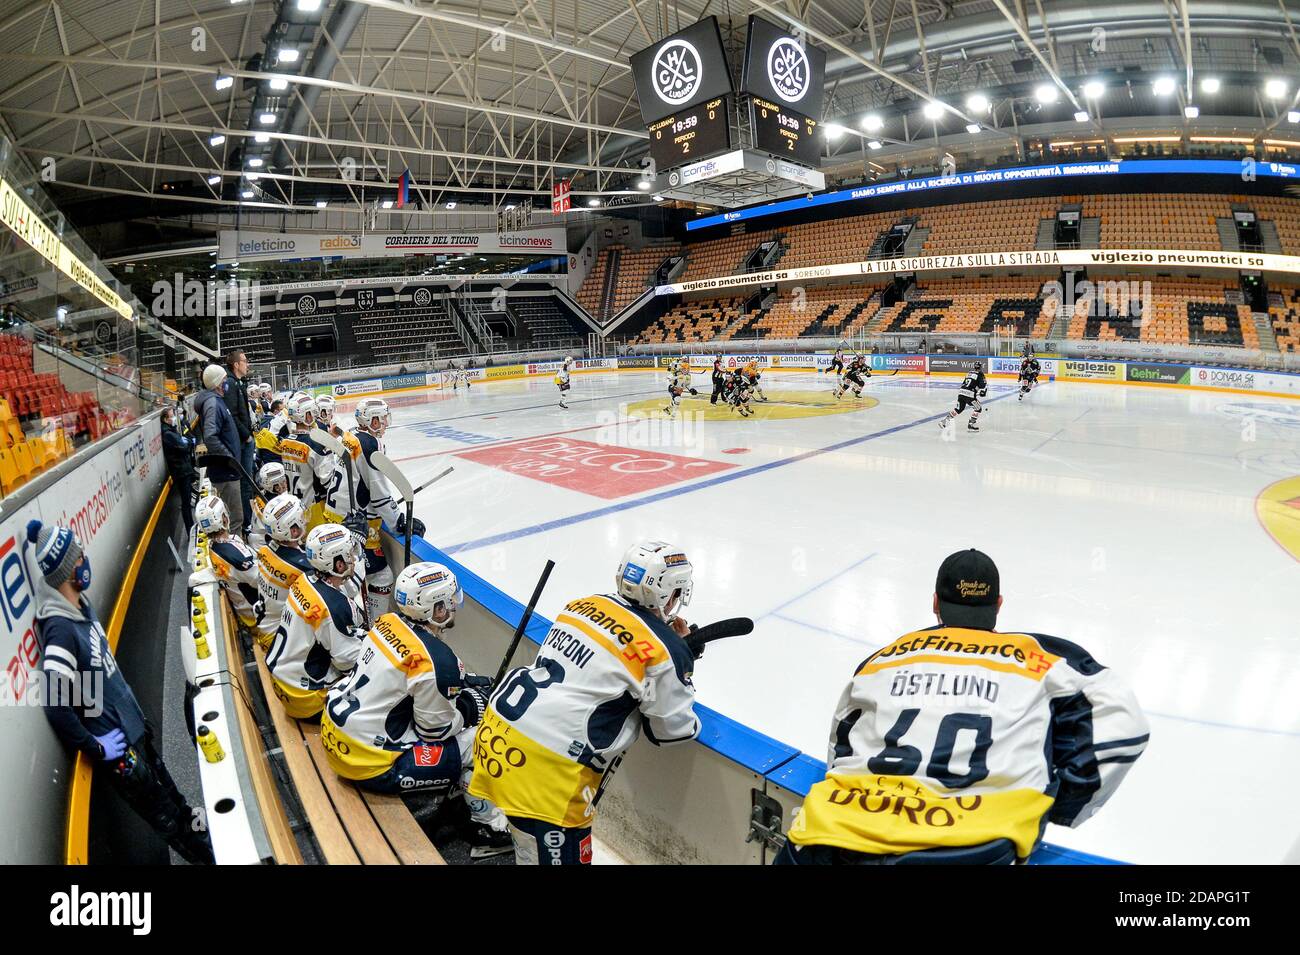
[
  {"x1": 767, "y1": 37, "x2": 810, "y2": 103},
  {"x1": 652, "y1": 39, "x2": 702, "y2": 106},
  {"x1": 668, "y1": 171, "x2": 681, "y2": 187}
]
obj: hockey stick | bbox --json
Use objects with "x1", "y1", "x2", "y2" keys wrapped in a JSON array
[
  {"x1": 493, "y1": 559, "x2": 555, "y2": 685},
  {"x1": 685, "y1": 616, "x2": 754, "y2": 659},
  {"x1": 196, "y1": 450, "x2": 267, "y2": 507},
  {"x1": 370, "y1": 451, "x2": 453, "y2": 568}
]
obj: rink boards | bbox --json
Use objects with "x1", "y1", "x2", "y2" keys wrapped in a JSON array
[{"x1": 312, "y1": 352, "x2": 1300, "y2": 402}]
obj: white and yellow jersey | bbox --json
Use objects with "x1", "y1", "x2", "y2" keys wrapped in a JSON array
[
  {"x1": 468, "y1": 593, "x2": 700, "y2": 828},
  {"x1": 246, "y1": 497, "x2": 269, "y2": 551},
  {"x1": 555, "y1": 365, "x2": 571, "y2": 387},
  {"x1": 320, "y1": 612, "x2": 468, "y2": 780},
  {"x1": 208, "y1": 536, "x2": 260, "y2": 627},
  {"x1": 278, "y1": 428, "x2": 334, "y2": 509},
  {"x1": 265, "y1": 574, "x2": 366, "y2": 719},
  {"x1": 322, "y1": 429, "x2": 401, "y2": 548},
  {"x1": 255, "y1": 412, "x2": 290, "y2": 460},
  {"x1": 788, "y1": 625, "x2": 1149, "y2": 860},
  {"x1": 255, "y1": 542, "x2": 313, "y2": 648}
]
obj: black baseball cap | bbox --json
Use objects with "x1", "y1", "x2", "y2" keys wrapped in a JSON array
[{"x1": 935, "y1": 549, "x2": 1000, "y2": 630}]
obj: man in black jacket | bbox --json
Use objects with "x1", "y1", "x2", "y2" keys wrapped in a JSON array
[
  {"x1": 223, "y1": 349, "x2": 255, "y2": 534},
  {"x1": 161, "y1": 405, "x2": 197, "y2": 531}
]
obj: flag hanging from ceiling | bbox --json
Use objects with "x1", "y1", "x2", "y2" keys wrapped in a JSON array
[{"x1": 396, "y1": 169, "x2": 411, "y2": 208}]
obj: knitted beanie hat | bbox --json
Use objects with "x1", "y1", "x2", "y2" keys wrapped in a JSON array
[{"x1": 25, "y1": 520, "x2": 83, "y2": 588}]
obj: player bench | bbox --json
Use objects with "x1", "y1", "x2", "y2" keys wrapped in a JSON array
[{"x1": 248, "y1": 645, "x2": 445, "y2": 864}]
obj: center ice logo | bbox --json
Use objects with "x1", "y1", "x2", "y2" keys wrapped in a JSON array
[
  {"x1": 456, "y1": 437, "x2": 733, "y2": 499},
  {"x1": 768, "y1": 38, "x2": 810, "y2": 103},
  {"x1": 652, "y1": 39, "x2": 702, "y2": 106}
]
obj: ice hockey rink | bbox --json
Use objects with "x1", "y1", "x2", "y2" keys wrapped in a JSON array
[{"x1": 354, "y1": 367, "x2": 1300, "y2": 866}]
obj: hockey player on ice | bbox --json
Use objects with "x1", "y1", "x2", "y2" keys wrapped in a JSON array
[
  {"x1": 555, "y1": 356, "x2": 574, "y2": 408},
  {"x1": 826, "y1": 347, "x2": 846, "y2": 379},
  {"x1": 279, "y1": 393, "x2": 336, "y2": 527},
  {"x1": 449, "y1": 361, "x2": 473, "y2": 391},
  {"x1": 833, "y1": 355, "x2": 871, "y2": 399},
  {"x1": 724, "y1": 370, "x2": 753, "y2": 417},
  {"x1": 253, "y1": 493, "x2": 313, "y2": 651},
  {"x1": 195, "y1": 496, "x2": 261, "y2": 633},
  {"x1": 1018, "y1": 355, "x2": 1041, "y2": 401},
  {"x1": 780, "y1": 548, "x2": 1148, "y2": 864},
  {"x1": 940, "y1": 367, "x2": 988, "y2": 432},
  {"x1": 320, "y1": 562, "x2": 513, "y2": 858},
  {"x1": 740, "y1": 360, "x2": 768, "y2": 402},
  {"x1": 662, "y1": 359, "x2": 698, "y2": 418},
  {"x1": 709, "y1": 354, "x2": 726, "y2": 405},
  {"x1": 469, "y1": 540, "x2": 702, "y2": 865},
  {"x1": 265, "y1": 524, "x2": 366, "y2": 720},
  {"x1": 322, "y1": 398, "x2": 423, "y2": 622}
]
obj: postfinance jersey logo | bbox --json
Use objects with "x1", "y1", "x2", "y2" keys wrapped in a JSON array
[
  {"x1": 862, "y1": 628, "x2": 1061, "y2": 682},
  {"x1": 1257, "y1": 475, "x2": 1300, "y2": 563},
  {"x1": 370, "y1": 613, "x2": 431, "y2": 676}
]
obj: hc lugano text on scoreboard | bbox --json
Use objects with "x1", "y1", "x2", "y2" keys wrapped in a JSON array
[{"x1": 631, "y1": 16, "x2": 828, "y2": 174}]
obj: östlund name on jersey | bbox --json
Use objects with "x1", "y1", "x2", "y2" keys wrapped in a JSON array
[{"x1": 889, "y1": 670, "x2": 1000, "y2": 702}]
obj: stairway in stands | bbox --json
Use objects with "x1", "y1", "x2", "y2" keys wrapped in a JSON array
[
  {"x1": 334, "y1": 316, "x2": 373, "y2": 364},
  {"x1": 270, "y1": 320, "x2": 293, "y2": 362},
  {"x1": 1034, "y1": 219, "x2": 1056, "y2": 250},
  {"x1": 1078, "y1": 218, "x2": 1101, "y2": 248},
  {"x1": 839, "y1": 296, "x2": 884, "y2": 336},
  {"x1": 598, "y1": 248, "x2": 622, "y2": 321},
  {"x1": 803, "y1": 303, "x2": 845, "y2": 337},
  {"x1": 720, "y1": 307, "x2": 771, "y2": 341},
  {"x1": 1253, "y1": 312, "x2": 1281, "y2": 353}
]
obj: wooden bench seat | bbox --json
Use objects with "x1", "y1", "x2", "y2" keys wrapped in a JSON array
[{"x1": 251, "y1": 643, "x2": 445, "y2": 865}]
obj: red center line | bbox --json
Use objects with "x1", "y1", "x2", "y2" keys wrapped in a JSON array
[{"x1": 391, "y1": 421, "x2": 610, "y2": 464}]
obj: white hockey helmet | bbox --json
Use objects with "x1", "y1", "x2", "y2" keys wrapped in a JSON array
[
  {"x1": 287, "y1": 393, "x2": 317, "y2": 427},
  {"x1": 263, "y1": 493, "x2": 308, "y2": 544},
  {"x1": 305, "y1": 523, "x2": 357, "y2": 577},
  {"x1": 257, "y1": 461, "x2": 288, "y2": 496},
  {"x1": 315, "y1": 393, "x2": 336, "y2": 425},
  {"x1": 355, "y1": 397, "x2": 391, "y2": 435},
  {"x1": 394, "y1": 561, "x2": 463, "y2": 628},
  {"x1": 563, "y1": 356, "x2": 573, "y2": 368},
  {"x1": 194, "y1": 496, "x2": 231, "y2": 536},
  {"x1": 615, "y1": 540, "x2": 693, "y2": 620}
]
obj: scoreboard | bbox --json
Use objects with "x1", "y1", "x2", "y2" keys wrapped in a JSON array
[
  {"x1": 647, "y1": 97, "x2": 732, "y2": 170},
  {"x1": 749, "y1": 96, "x2": 820, "y2": 167}
]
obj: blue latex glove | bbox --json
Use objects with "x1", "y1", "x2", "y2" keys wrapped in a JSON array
[{"x1": 95, "y1": 729, "x2": 128, "y2": 761}]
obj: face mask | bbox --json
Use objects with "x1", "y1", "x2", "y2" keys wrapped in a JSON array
[{"x1": 73, "y1": 556, "x2": 92, "y2": 592}]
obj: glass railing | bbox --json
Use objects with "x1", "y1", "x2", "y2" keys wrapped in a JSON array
[{"x1": 0, "y1": 133, "x2": 216, "y2": 499}]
